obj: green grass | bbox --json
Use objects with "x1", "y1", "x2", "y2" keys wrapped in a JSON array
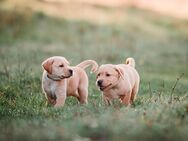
[{"x1": 0, "y1": 8, "x2": 188, "y2": 141}]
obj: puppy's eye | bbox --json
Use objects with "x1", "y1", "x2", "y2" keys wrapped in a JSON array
[
  {"x1": 59, "y1": 64, "x2": 64, "y2": 67},
  {"x1": 106, "y1": 74, "x2": 110, "y2": 77},
  {"x1": 97, "y1": 73, "x2": 100, "y2": 78}
]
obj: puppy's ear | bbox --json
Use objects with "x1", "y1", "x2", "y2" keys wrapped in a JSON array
[
  {"x1": 115, "y1": 66, "x2": 124, "y2": 80},
  {"x1": 64, "y1": 58, "x2": 70, "y2": 65},
  {"x1": 42, "y1": 59, "x2": 54, "y2": 74}
]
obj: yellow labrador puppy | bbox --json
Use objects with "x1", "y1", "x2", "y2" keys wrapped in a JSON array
[
  {"x1": 96, "y1": 58, "x2": 140, "y2": 106},
  {"x1": 42, "y1": 56, "x2": 98, "y2": 107}
]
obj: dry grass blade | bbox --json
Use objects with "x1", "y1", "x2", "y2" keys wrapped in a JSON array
[
  {"x1": 148, "y1": 82, "x2": 153, "y2": 101},
  {"x1": 158, "y1": 80, "x2": 165, "y2": 102},
  {"x1": 169, "y1": 73, "x2": 184, "y2": 104},
  {"x1": 0, "y1": 60, "x2": 10, "y2": 78}
]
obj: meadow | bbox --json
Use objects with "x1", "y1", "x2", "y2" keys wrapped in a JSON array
[{"x1": 0, "y1": 7, "x2": 188, "y2": 141}]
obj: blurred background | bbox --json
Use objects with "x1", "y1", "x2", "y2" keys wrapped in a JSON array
[
  {"x1": 0, "y1": 1, "x2": 188, "y2": 140},
  {"x1": 0, "y1": 0, "x2": 188, "y2": 76}
]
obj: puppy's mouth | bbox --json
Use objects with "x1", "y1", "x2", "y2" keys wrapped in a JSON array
[
  {"x1": 47, "y1": 74, "x2": 72, "y2": 81},
  {"x1": 59, "y1": 74, "x2": 72, "y2": 79},
  {"x1": 99, "y1": 83, "x2": 112, "y2": 91}
]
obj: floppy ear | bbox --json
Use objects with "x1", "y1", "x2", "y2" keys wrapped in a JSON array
[
  {"x1": 115, "y1": 66, "x2": 124, "y2": 80},
  {"x1": 42, "y1": 58, "x2": 54, "y2": 74}
]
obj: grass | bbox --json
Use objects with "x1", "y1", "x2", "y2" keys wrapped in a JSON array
[{"x1": 0, "y1": 8, "x2": 188, "y2": 141}]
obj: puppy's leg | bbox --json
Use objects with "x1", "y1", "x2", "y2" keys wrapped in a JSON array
[
  {"x1": 103, "y1": 95, "x2": 112, "y2": 106},
  {"x1": 78, "y1": 74, "x2": 88, "y2": 104},
  {"x1": 55, "y1": 94, "x2": 66, "y2": 107},
  {"x1": 130, "y1": 82, "x2": 139, "y2": 103},
  {"x1": 47, "y1": 94, "x2": 56, "y2": 105},
  {"x1": 54, "y1": 89, "x2": 67, "y2": 107},
  {"x1": 121, "y1": 90, "x2": 132, "y2": 106},
  {"x1": 78, "y1": 87, "x2": 88, "y2": 104}
]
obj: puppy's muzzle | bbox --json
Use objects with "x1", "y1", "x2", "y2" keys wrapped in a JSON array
[
  {"x1": 60, "y1": 69, "x2": 73, "y2": 79},
  {"x1": 69, "y1": 69, "x2": 73, "y2": 76},
  {"x1": 97, "y1": 80, "x2": 103, "y2": 87}
]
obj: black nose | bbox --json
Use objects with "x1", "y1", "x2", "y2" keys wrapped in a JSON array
[
  {"x1": 69, "y1": 69, "x2": 73, "y2": 75},
  {"x1": 97, "y1": 80, "x2": 103, "y2": 86}
]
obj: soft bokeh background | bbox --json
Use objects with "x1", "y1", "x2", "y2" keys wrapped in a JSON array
[{"x1": 0, "y1": 0, "x2": 188, "y2": 141}]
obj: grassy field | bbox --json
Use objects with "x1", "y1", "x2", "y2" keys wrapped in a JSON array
[{"x1": 0, "y1": 8, "x2": 188, "y2": 141}]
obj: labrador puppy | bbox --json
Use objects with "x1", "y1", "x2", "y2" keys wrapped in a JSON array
[
  {"x1": 96, "y1": 57, "x2": 140, "y2": 106},
  {"x1": 42, "y1": 56, "x2": 98, "y2": 107}
]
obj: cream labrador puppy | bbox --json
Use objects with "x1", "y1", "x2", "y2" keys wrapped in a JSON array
[
  {"x1": 96, "y1": 58, "x2": 140, "y2": 106},
  {"x1": 42, "y1": 56, "x2": 98, "y2": 107}
]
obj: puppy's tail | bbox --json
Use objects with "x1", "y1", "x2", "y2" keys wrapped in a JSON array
[
  {"x1": 76, "y1": 60, "x2": 98, "y2": 73},
  {"x1": 125, "y1": 57, "x2": 135, "y2": 68}
]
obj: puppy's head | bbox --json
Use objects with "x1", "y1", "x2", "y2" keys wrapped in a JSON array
[
  {"x1": 96, "y1": 64, "x2": 124, "y2": 91},
  {"x1": 42, "y1": 56, "x2": 73, "y2": 79}
]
